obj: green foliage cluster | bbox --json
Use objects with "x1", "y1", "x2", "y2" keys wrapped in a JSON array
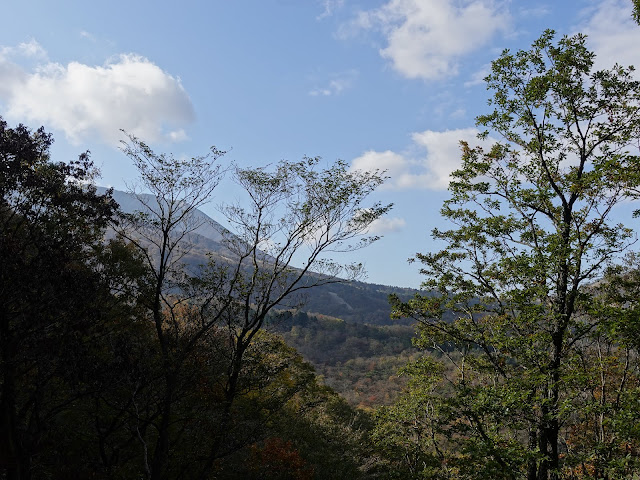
[{"x1": 378, "y1": 31, "x2": 640, "y2": 480}]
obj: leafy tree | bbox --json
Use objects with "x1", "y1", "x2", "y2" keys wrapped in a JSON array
[
  {"x1": 196, "y1": 332, "x2": 378, "y2": 480},
  {"x1": 633, "y1": 0, "x2": 640, "y2": 24},
  {"x1": 388, "y1": 31, "x2": 640, "y2": 479},
  {"x1": 372, "y1": 357, "x2": 451, "y2": 479},
  {"x1": 0, "y1": 117, "x2": 122, "y2": 479}
]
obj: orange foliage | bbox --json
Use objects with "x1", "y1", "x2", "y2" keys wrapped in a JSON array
[{"x1": 249, "y1": 437, "x2": 314, "y2": 480}]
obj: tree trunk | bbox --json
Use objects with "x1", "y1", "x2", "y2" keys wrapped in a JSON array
[{"x1": 149, "y1": 370, "x2": 175, "y2": 480}]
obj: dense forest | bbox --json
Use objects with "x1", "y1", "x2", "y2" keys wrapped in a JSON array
[{"x1": 2, "y1": 28, "x2": 640, "y2": 480}]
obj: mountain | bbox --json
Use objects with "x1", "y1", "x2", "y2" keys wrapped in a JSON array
[
  {"x1": 101, "y1": 187, "x2": 419, "y2": 325},
  {"x1": 103, "y1": 188, "x2": 228, "y2": 243}
]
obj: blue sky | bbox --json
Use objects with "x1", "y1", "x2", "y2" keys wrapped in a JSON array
[{"x1": 1, "y1": 0, "x2": 640, "y2": 288}]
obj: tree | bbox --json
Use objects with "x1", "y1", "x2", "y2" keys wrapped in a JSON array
[
  {"x1": 633, "y1": 0, "x2": 640, "y2": 24},
  {"x1": 118, "y1": 138, "x2": 390, "y2": 479},
  {"x1": 190, "y1": 331, "x2": 378, "y2": 480},
  {"x1": 116, "y1": 133, "x2": 227, "y2": 480},
  {"x1": 0, "y1": 117, "x2": 121, "y2": 479},
  {"x1": 388, "y1": 31, "x2": 640, "y2": 479},
  {"x1": 191, "y1": 157, "x2": 390, "y2": 474}
]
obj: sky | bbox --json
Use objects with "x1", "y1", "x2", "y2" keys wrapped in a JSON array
[{"x1": 1, "y1": 0, "x2": 640, "y2": 289}]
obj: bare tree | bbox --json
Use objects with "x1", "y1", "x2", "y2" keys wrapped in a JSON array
[
  {"x1": 192, "y1": 157, "x2": 391, "y2": 475},
  {"x1": 118, "y1": 137, "x2": 390, "y2": 479},
  {"x1": 117, "y1": 132, "x2": 226, "y2": 480}
]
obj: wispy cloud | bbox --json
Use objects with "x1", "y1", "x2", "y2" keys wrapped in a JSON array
[
  {"x1": 517, "y1": 5, "x2": 551, "y2": 18},
  {"x1": 464, "y1": 63, "x2": 491, "y2": 87},
  {"x1": 341, "y1": 0, "x2": 511, "y2": 81},
  {"x1": 309, "y1": 69, "x2": 358, "y2": 96},
  {"x1": 79, "y1": 30, "x2": 96, "y2": 42},
  {"x1": 368, "y1": 216, "x2": 406, "y2": 234},
  {"x1": 16, "y1": 39, "x2": 48, "y2": 58},
  {"x1": 0, "y1": 40, "x2": 194, "y2": 145},
  {"x1": 317, "y1": 0, "x2": 345, "y2": 20}
]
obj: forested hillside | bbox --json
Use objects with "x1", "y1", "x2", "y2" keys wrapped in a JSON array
[{"x1": 270, "y1": 311, "x2": 417, "y2": 408}]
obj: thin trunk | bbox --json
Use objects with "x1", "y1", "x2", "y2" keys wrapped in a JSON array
[
  {"x1": 527, "y1": 426, "x2": 538, "y2": 480},
  {"x1": 548, "y1": 331, "x2": 563, "y2": 480},
  {"x1": 538, "y1": 402, "x2": 549, "y2": 480},
  {"x1": 149, "y1": 255, "x2": 171, "y2": 480},
  {"x1": 196, "y1": 341, "x2": 246, "y2": 480},
  {"x1": 149, "y1": 372, "x2": 174, "y2": 480}
]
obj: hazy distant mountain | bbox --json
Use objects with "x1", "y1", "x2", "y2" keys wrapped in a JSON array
[
  {"x1": 98, "y1": 186, "x2": 239, "y2": 262},
  {"x1": 101, "y1": 187, "x2": 419, "y2": 325}
]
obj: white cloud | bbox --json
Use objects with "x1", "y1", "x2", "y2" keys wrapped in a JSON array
[
  {"x1": 0, "y1": 39, "x2": 47, "y2": 64},
  {"x1": 351, "y1": 127, "x2": 495, "y2": 190},
  {"x1": 0, "y1": 48, "x2": 28, "y2": 99},
  {"x1": 167, "y1": 129, "x2": 189, "y2": 142},
  {"x1": 309, "y1": 88, "x2": 332, "y2": 97},
  {"x1": 449, "y1": 107, "x2": 466, "y2": 119},
  {"x1": 317, "y1": 0, "x2": 345, "y2": 20},
  {"x1": 351, "y1": 149, "x2": 411, "y2": 185},
  {"x1": 348, "y1": 0, "x2": 510, "y2": 80},
  {"x1": 517, "y1": 6, "x2": 551, "y2": 18},
  {"x1": 368, "y1": 216, "x2": 407, "y2": 234},
  {"x1": 309, "y1": 69, "x2": 358, "y2": 96},
  {"x1": 578, "y1": 0, "x2": 640, "y2": 72},
  {"x1": 464, "y1": 63, "x2": 491, "y2": 87},
  {"x1": 0, "y1": 41, "x2": 194, "y2": 145},
  {"x1": 79, "y1": 30, "x2": 96, "y2": 42},
  {"x1": 17, "y1": 39, "x2": 47, "y2": 58}
]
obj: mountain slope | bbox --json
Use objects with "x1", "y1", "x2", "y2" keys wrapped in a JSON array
[{"x1": 103, "y1": 187, "x2": 418, "y2": 325}]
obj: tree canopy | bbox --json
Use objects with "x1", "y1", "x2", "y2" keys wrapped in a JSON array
[
  {"x1": 0, "y1": 118, "x2": 123, "y2": 479},
  {"x1": 385, "y1": 30, "x2": 640, "y2": 480}
]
